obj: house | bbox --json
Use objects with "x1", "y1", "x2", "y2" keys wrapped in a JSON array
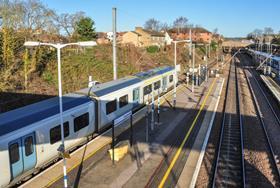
[
  {"x1": 121, "y1": 31, "x2": 142, "y2": 46},
  {"x1": 96, "y1": 32, "x2": 110, "y2": 44},
  {"x1": 165, "y1": 32, "x2": 173, "y2": 45},
  {"x1": 168, "y1": 27, "x2": 212, "y2": 43},
  {"x1": 121, "y1": 27, "x2": 165, "y2": 47},
  {"x1": 97, "y1": 31, "x2": 126, "y2": 44}
]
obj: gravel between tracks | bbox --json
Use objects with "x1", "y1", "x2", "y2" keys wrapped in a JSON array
[
  {"x1": 195, "y1": 54, "x2": 280, "y2": 188},
  {"x1": 237, "y1": 58, "x2": 277, "y2": 187}
]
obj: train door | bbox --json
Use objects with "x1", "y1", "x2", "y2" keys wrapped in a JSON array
[
  {"x1": 22, "y1": 133, "x2": 37, "y2": 171},
  {"x1": 8, "y1": 133, "x2": 37, "y2": 180},
  {"x1": 8, "y1": 139, "x2": 23, "y2": 179},
  {"x1": 162, "y1": 76, "x2": 167, "y2": 92},
  {"x1": 132, "y1": 87, "x2": 140, "y2": 107}
]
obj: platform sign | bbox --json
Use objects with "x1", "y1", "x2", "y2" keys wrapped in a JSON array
[
  {"x1": 114, "y1": 111, "x2": 132, "y2": 126},
  {"x1": 189, "y1": 68, "x2": 198, "y2": 73}
]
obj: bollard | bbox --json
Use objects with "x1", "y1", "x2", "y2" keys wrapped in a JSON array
[
  {"x1": 151, "y1": 92, "x2": 155, "y2": 131},
  {"x1": 130, "y1": 114, "x2": 133, "y2": 147},
  {"x1": 145, "y1": 101, "x2": 149, "y2": 142},
  {"x1": 157, "y1": 89, "x2": 160, "y2": 125}
]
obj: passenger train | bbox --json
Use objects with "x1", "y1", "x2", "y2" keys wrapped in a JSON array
[
  {"x1": 0, "y1": 66, "x2": 177, "y2": 187},
  {"x1": 247, "y1": 49, "x2": 280, "y2": 78}
]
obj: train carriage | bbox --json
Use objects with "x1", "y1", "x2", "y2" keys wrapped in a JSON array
[
  {"x1": 0, "y1": 94, "x2": 94, "y2": 186},
  {"x1": 0, "y1": 66, "x2": 176, "y2": 187}
]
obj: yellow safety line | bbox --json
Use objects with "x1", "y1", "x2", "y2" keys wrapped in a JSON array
[
  {"x1": 46, "y1": 85, "x2": 183, "y2": 187},
  {"x1": 158, "y1": 78, "x2": 217, "y2": 188}
]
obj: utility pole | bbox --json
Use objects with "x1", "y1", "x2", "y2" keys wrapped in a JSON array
[
  {"x1": 192, "y1": 44, "x2": 195, "y2": 93},
  {"x1": 173, "y1": 42, "x2": 177, "y2": 109},
  {"x1": 112, "y1": 7, "x2": 117, "y2": 80},
  {"x1": 205, "y1": 44, "x2": 209, "y2": 82},
  {"x1": 189, "y1": 29, "x2": 192, "y2": 69}
]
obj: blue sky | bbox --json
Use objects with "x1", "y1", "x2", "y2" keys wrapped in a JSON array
[{"x1": 42, "y1": 0, "x2": 280, "y2": 37}]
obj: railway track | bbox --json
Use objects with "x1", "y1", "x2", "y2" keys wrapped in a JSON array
[
  {"x1": 211, "y1": 60, "x2": 245, "y2": 187},
  {"x1": 241, "y1": 56, "x2": 280, "y2": 183}
]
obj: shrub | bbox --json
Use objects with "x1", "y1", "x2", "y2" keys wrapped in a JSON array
[
  {"x1": 42, "y1": 71, "x2": 54, "y2": 84},
  {"x1": 146, "y1": 45, "x2": 160, "y2": 53}
]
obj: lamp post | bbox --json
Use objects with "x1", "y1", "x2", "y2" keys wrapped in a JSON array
[
  {"x1": 24, "y1": 41, "x2": 97, "y2": 188},
  {"x1": 171, "y1": 39, "x2": 190, "y2": 109},
  {"x1": 192, "y1": 44, "x2": 195, "y2": 93}
]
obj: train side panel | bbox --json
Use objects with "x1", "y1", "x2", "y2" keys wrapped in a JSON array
[
  {"x1": 35, "y1": 102, "x2": 95, "y2": 168},
  {"x1": 98, "y1": 83, "x2": 142, "y2": 130}
]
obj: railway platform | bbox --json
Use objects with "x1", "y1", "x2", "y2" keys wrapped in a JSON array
[
  {"x1": 260, "y1": 75, "x2": 280, "y2": 104},
  {"x1": 20, "y1": 77, "x2": 224, "y2": 188}
]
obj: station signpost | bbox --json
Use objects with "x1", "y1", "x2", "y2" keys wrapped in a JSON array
[
  {"x1": 151, "y1": 92, "x2": 155, "y2": 131},
  {"x1": 145, "y1": 101, "x2": 149, "y2": 142},
  {"x1": 156, "y1": 89, "x2": 161, "y2": 125}
]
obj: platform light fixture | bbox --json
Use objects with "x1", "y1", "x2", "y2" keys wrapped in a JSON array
[
  {"x1": 171, "y1": 39, "x2": 191, "y2": 109},
  {"x1": 24, "y1": 41, "x2": 97, "y2": 188}
]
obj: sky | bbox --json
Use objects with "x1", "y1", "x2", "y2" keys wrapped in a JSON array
[{"x1": 41, "y1": 0, "x2": 280, "y2": 37}]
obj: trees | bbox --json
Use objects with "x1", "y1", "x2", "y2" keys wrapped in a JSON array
[
  {"x1": 263, "y1": 27, "x2": 274, "y2": 35},
  {"x1": 173, "y1": 16, "x2": 188, "y2": 33},
  {"x1": 74, "y1": 17, "x2": 97, "y2": 41},
  {"x1": 0, "y1": 0, "x2": 56, "y2": 34},
  {"x1": 213, "y1": 28, "x2": 218, "y2": 35},
  {"x1": 144, "y1": 18, "x2": 161, "y2": 31},
  {"x1": 253, "y1": 29, "x2": 263, "y2": 38},
  {"x1": 160, "y1": 22, "x2": 170, "y2": 31},
  {"x1": 53, "y1": 11, "x2": 85, "y2": 37}
]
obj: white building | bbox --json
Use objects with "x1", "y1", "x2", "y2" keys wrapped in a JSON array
[{"x1": 165, "y1": 32, "x2": 173, "y2": 45}]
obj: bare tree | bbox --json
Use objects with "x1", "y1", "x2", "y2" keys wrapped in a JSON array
[
  {"x1": 0, "y1": 0, "x2": 56, "y2": 33},
  {"x1": 173, "y1": 16, "x2": 188, "y2": 33},
  {"x1": 263, "y1": 27, "x2": 274, "y2": 35},
  {"x1": 187, "y1": 23, "x2": 194, "y2": 28},
  {"x1": 160, "y1": 22, "x2": 170, "y2": 31},
  {"x1": 213, "y1": 28, "x2": 218, "y2": 35},
  {"x1": 53, "y1": 11, "x2": 85, "y2": 37},
  {"x1": 144, "y1": 18, "x2": 161, "y2": 31},
  {"x1": 252, "y1": 29, "x2": 263, "y2": 38}
]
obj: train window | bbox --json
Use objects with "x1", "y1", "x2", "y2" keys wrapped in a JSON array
[
  {"x1": 50, "y1": 122, "x2": 70, "y2": 144},
  {"x1": 9, "y1": 143, "x2": 19, "y2": 164},
  {"x1": 133, "y1": 88, "x2": 140, "y2": 101},
  {"x1": 169, "y1": 75, "x2": 173, "y2": 83},
  {"x1": 74, "y1": 113, "x2": 89, "y2": 132},
  {"x1": 24, "y1": 136, "x2": 34, "y2": 156},
  {"x1": 119, "y1": 95, "x2": 128, "y2": 108},
  {"x1": 143, "y1": 84, "x2": 152, "y2": 95},
  {"x1": 106, "y1": 99, "x2": 117, "y2": 115},
  {"x1": 154, "y1": 80, "x2": 161, "y2": 90}
]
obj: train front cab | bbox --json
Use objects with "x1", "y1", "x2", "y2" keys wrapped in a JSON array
[{"x1": 8, "y1": 132, "x2": 36, "y2": 182}]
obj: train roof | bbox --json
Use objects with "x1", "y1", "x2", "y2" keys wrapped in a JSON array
[
  {"x1": 77, "y1": 76, "x2": 142, "y2": 97},
  {"x1": 0, "y1": 93, "x2": 91, "y2": 137},
  {"x1": 249, "y1": 49, "x2": 280, "y2": 61},
  {"x1": 134, "y1": 66, "x2": 174, "y2": 80},
  {"x1": 76, "y1": 66, "x2": 173, "y2": 97}
]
